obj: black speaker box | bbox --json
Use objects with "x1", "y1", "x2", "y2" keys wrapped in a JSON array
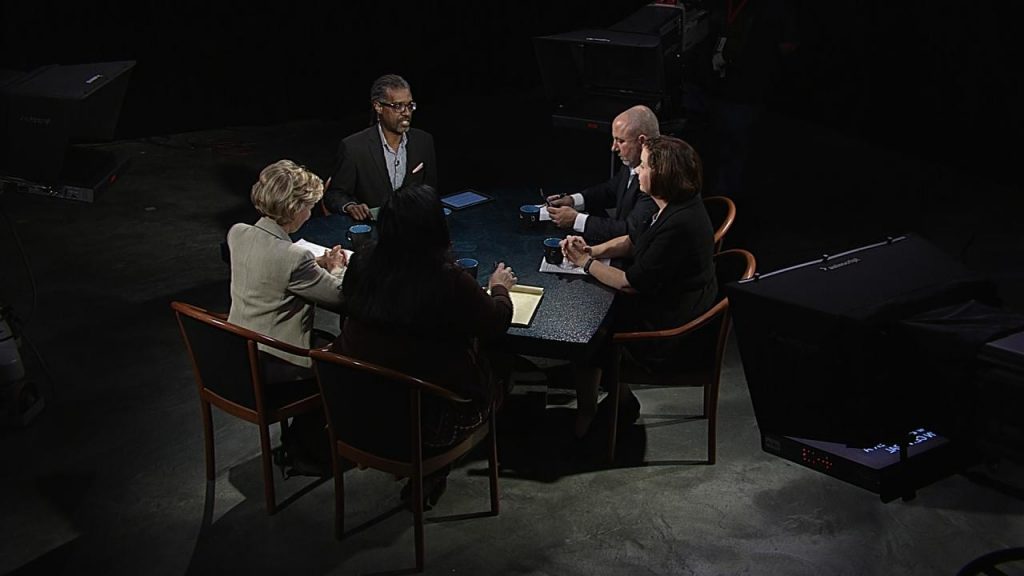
[{"x1": 727, "y1": 235, "x2": 998, "y2": 446}]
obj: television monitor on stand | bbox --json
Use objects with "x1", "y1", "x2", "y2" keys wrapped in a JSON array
[
  {"x1": 533, "y1": 2, "x2": 708, "y2": 133},
  {"x1": 0, "y1": 60, "x2": 135, "y2": 203}
]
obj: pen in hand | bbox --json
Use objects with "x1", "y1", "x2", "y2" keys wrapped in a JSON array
[{"x1": 541, "y1": 189, "x2": 569, "y2": 207}]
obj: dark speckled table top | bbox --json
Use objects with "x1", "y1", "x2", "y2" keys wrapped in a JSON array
[{"x1": 294, "y1": 187, "x2": 616, "y2": 360}]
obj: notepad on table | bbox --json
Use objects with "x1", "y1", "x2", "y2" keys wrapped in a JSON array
[{"x1": 490, "y1": 284, "x2": 544, "y2": 327}]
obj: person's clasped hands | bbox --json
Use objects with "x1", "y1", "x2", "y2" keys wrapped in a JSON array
[
  {"x1": 560, "y1": 235, "x2": 591, "y2": 267},
  {"x1": 316, "y1": 245, "x2": 348, "y2": 273}
]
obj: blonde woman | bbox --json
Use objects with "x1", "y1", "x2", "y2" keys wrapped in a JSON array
[{"x1": 227, "y1": 159, "x2": 346, "y2": 474}]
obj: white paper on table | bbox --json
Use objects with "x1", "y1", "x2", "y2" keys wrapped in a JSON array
[
  {"x1": 538, "y1": 205, "x2": 551, "y2": 221},
  {"x1": 294, "y1": 238, "x2": 353, "y2": 279},
  {"x1": 538, "y1": 257, "x2": 609, "y2": 275}
]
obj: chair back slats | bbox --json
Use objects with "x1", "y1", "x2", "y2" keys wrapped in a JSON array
[{"x1": 174, "y1": 304, "x2": 259, "y2": 409}]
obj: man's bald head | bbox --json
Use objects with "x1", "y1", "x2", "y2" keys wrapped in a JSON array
[
  {"x1": 618, "y1": 105, "x2": 660, "y2": 139},
  {"x1": 610, "y1": 105, "x2": 660, "y2": 167}
]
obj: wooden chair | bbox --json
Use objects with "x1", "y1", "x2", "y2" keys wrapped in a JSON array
[
  {"x1": 171, "y1": 301, "x2": 323, "y2": 515},
  {"x1": 703, "y1": 195, "x2": 737, "y2": 252},
  {"x1": 310, "y1": 349, "x2": 499, "y2": 573},
  {"x1": 606, "y1": 248, "x2": 757, "y2": 464}
]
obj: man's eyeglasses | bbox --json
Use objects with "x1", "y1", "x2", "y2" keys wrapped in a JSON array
[{"x1": 378, "y1": 101, "x2": 417, "y2": 113}]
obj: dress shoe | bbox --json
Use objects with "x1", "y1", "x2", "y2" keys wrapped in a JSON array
[
  {"x1": 272, "y1": 446, "x2": 291, "y2": 479},
  {"x1": 426, "y1": 476, "x2": 448, "y2": 507},
  {"x1": 274, "y1": 443, "x2": 331, "y2": 479},
  {"x1": 286, "y1": 450, "x2": 332, "y2": 478}
]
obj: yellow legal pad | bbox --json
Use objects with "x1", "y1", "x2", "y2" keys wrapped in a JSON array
[{"x1": 490, "y1": 284, "x2": 544, "y2": 327}]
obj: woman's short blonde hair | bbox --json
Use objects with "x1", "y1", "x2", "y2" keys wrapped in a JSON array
[{"x1": 250, "y1": 160, "x2": 323, "y2": 225}]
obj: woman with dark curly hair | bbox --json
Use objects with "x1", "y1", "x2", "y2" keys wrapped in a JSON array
[{"x1": 332, "y1": 183, "x2": 516, "y2": 506}]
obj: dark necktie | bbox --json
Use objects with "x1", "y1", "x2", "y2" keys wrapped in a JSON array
[{"x1": 618, "y1": 172, "x2": 635, "y2": 219}]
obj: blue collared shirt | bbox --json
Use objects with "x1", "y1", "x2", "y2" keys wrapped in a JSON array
[{"x1": 378, "y1": 123, "x2": 408, "y2": 191}]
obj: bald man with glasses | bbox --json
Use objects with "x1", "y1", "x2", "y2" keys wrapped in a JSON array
[{"x1": 324, "y1": 74, "x2": 438, "y2": 220}]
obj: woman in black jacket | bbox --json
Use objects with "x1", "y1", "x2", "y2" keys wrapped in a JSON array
[{"x1": 562, "y1": 136, "x2": 718, "y2": 439}]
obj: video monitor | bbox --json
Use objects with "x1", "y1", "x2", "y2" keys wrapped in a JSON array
[
  {"x1": 1, "y1": 60, "x2": 135, "y2": 184},
  {"x1": 534, "y1": 30, "x2": 665, "y2": 100},
  {"x1": 726, "y1": 235, "x2": 998, "y2": 446}
]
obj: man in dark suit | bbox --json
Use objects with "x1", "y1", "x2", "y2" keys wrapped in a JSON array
[
  {"x1": 544, "y1": 105, "x2": 660, "y2": 245},
  {"x1": 324, "y1": 74, "x2": 438, "y2": 220}
]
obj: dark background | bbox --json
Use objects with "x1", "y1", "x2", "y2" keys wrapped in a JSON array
[
  {"x1": 3, "y1": 1, "x2": 1022, "y2": 190},
  {"x1": 0, "y1": 7, "x2": 1022, "y2": 573}
]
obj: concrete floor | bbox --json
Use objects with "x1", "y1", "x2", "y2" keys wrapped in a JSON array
[{"x1": 1, "y1": 115, "x2": 1022, "y2": 575}]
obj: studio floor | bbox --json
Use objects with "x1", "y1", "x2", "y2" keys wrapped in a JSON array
[{"x1": 1, "y1": 112, "x2": 1022, "y2": 575}]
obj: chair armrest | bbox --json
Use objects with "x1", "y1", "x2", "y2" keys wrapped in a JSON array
[
  {"x1": 250, "y1": 332, "x2": 316, "y2": 357},
  {"x1": 420, "y1": 381, "x2": 474, "y2": 404},
  {"x1": 309, "y1": 349, "x2": 473, "y2": 404},
  {"x1": 613, "y1": 299, "x2": 728, "y2": 343}
]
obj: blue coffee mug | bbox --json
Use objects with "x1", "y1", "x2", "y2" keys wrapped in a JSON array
[
  {"x1": 455, "y1": 257, "x2": 479, "y2": 280},
  {"x1": 346, "y1": 224, "x2": 372, "y2": 249},
  {"x1": 543, "y1": 237, "x2": 564, "y2": 265},
  {"x1": 519, "y1": 204, "x2": 540, "y2": 227}
]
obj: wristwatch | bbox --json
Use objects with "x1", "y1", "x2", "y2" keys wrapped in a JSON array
[{"x1": 583, "y1": 257, "x2": 595, "y2": 274}]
